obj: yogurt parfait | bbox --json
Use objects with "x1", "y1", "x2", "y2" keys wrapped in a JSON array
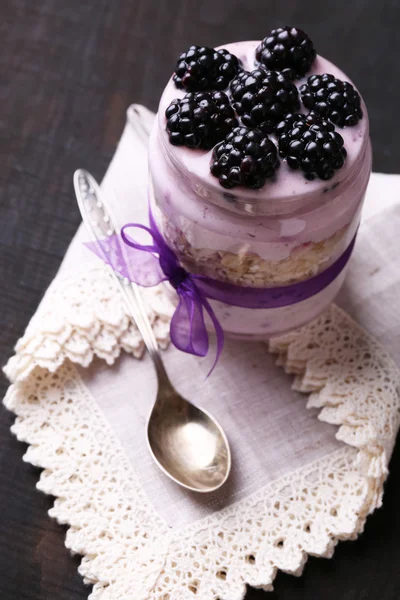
[{"x1": 148, "y1": 27, "x2": 371, "y2": 337}]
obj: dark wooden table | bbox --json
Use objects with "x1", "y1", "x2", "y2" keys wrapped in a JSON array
[{"x1": 1, "y1": 1, "x2": 400, "y2": 598}]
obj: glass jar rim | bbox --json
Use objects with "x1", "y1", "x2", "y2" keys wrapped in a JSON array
[{"x1": 158, "y1": 122, "x2": 369, "y2": 218}]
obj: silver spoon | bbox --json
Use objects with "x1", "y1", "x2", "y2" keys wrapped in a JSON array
[{"x1": 73, "y1": 169, "x2": 231, "y2": 493}]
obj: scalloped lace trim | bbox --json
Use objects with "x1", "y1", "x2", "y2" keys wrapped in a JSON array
[
  {"x1": 269, "y1": 305, "x2": 400, "y2": 487},
  {"x1": 4, "y1": 265, "x2": 175, "y2": 383},
  {"x1": 3, "y1": 263, "x2": 400, "y2": 598}
]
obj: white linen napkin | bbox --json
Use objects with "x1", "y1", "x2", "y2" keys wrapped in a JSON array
[{"x1": 3, "y1": 105, "x2": 400, "y2": 600}]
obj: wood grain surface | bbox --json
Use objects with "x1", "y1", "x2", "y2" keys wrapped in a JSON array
[{"x1": 1, "y1": 1, "x2": 400, "y2": 598}]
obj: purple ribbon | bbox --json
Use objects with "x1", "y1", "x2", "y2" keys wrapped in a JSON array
[
  {"x1": 196, "y1": 233, "x2": 357, "y2": 309},
  {"x1": 87, "y1": 207, "x2": 357, "y2": 375}
]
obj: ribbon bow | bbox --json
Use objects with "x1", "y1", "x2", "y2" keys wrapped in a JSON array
[{"x1": 87, "y1": 209, "x2": 224, "y2": 375}]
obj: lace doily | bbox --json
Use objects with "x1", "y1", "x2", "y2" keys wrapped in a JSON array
[{"x1": 4, "y1": 262, "x2": 400, "y2": 600}]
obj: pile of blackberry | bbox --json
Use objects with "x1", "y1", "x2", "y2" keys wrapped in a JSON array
[
  {"x1": 276, "y1": 112, "x2": 347, "y2": 180},
  {"x1": 230, "y1": 68, "x2": 300, "y2": 133},
  {"x1": 173, "y1": 45, "x2": 240, "y2": 91},
  {"x1": 166, "y1": 29, "x2": 363, "y2": 188},
  {"x1": 211, "y1": 127, "x2": 279, "y2": 189},
  {"x1": 165, "y1": 91, "x2": 238, "y2": 150}
]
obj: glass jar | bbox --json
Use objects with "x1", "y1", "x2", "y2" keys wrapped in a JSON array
[{"x1": 148, "y1": 42, "x2": 372, "y2": 338}]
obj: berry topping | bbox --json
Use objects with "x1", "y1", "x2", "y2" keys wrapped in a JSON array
[
  {"x1": 230, "y1": 68, "x2": 300, "y2": 133},
  {"x1": 277, "y1": 112, "x2": 347, "y2": 180},
  {"x1": 300, "y1": 74, "x2": 363, "y2": 127},
  {"x1": 165, "y1": 91, "x2": 238, "y2": 150},
  {"x1": 256, "y1": 26, "x2": 316, "y2": 78},
  {"x1": 211, "y1": 126, "x2": 279, "y2": 189},
  {"x1": 173, "y1": 45, "x2": 241, "y2": 91}
]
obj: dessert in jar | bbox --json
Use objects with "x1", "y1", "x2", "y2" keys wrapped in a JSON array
[{"x1": 148, "y1": 27, "x2": 372, "y2": 338}]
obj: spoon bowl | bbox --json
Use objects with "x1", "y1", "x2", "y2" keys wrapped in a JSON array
[{"x1": 148, "y1": 387, "x2": 231, "y2": 492}]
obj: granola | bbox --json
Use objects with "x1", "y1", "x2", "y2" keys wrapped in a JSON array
[{"x1": 160, "y1": 213, "x2": 347, "y2": 287}]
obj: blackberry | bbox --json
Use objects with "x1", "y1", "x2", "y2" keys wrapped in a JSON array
[
  {"x1": 256, "y1": 26, "x2": 316, "y2": 78},
  {"x1": 230, "y1": 68, "x2": 300, "y2": 133},
  {"x1": 275, "y1": 110, "x2": 334, "y2": 135},
  {"x1": 211, "y1": 126, "x2": 279, "y2": 189},
  {"x1": 173, "y1": 45, "x2": 240, "y2": 91},
  {"x1": 277, "y1": 112, "x2": 347, "y2": 180},
  {"x1": 300, "y1": 74, "x2": 363, "y2": 127},
  {"x1": 165, "y1": 91, "x2": 238, "y2": 150}
]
